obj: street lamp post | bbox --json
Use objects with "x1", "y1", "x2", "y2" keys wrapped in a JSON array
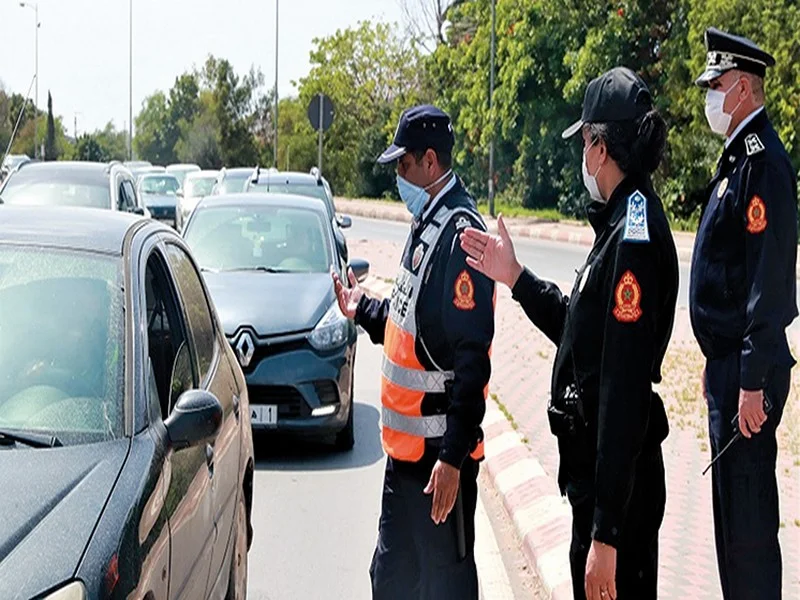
[
  {"x1": 19, "y1": 2, "x2": 39, "y2": 159},
  {"x1": 488, "y1": 0, "x2": 496, "y2": 217},
  {"x1": 273, "y1": 0, "x2": 279, "y2": 168}
]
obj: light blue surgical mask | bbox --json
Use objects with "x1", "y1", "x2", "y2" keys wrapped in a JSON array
[{"x1": 397, "y1": 169, "x2": 453, "y2": 218}]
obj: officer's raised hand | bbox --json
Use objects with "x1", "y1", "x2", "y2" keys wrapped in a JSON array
[
  {"x1": 459, "y1": 214, "x2": 523, "y2": 288},
  {"x1": 331, "y1": 268, "x2": 364, "y2": 320}
]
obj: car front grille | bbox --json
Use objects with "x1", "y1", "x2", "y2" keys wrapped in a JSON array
[{"x1": 248, "y1": 385, "x2": 309, "y2": 418}]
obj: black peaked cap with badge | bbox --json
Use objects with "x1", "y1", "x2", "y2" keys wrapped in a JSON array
[
  {"x1": 695, "y1": 27, "x2": 776, "y2": 87},
  {"x1": 378, "y1": 105, "x2": 455, "y2": 164}
]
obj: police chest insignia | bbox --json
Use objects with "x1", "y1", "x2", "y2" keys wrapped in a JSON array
[
  {"x1": 613, "y1": 270, "x2": 642, "y2": 323},
  {"x1": 412, "y1": 244, "x2": 425, "y2": 271},
  {"x1": 455, "y1": 216, "x2": 471, "y2": 230},
  {"x1": 453, "y1": 270, "x2": 476, "y2": 310},
  {"x1": 745, "y1": 133, "x2": 765, "y2": 156},
  {"x1": 717, "y1": 177, "x2": 728, "y2": 198},
  {"x1": 623, "y1": 191, "x2": 649, "y2": 243},
  {"x1": 746, "y1": 195, "x2": 767, "y2": 234}
]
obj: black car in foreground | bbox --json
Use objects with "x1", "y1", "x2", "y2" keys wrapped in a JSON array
[
  {"x1": 0, "y1": 206, "x2": 253, "y2": 599},
  {"x1": 182, "y1": 193, "x2": 369, "y2": 449}
]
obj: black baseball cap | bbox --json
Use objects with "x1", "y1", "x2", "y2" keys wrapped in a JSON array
[
  {"x1": 377, "y1": 104, "x2": 455, "y2": 164},
  {"x1": 695, "y1": 28, "x2": 776, "y2": 88},
  {"x1": 561, "y1": 67, "x2": 653, "y2": 139}
]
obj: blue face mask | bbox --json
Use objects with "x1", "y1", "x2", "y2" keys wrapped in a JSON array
[{"x1": 396, "y1": 169, "x2": 453, "y2": 218}]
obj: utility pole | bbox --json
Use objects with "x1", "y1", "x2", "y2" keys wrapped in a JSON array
[
  {"x1": 129, "y1": 0, "x2": 133, "y2": 160},
  {"x1": 273, "y1": 0, "x2": 279, "y2": 168},
  {"x1": 19, "y1": 2, "x2": 39, "y2": 159},
  {"x1": 488, "y1": 0, "x2": 496, "y2": 217}
]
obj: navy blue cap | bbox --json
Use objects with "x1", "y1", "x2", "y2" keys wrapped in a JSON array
[
  {"x1": 695, "y1": 27, "x2": 776, "y2": 88},
  {"x1": 377, "y1": 105, "x2": 455, "y2": 164}
]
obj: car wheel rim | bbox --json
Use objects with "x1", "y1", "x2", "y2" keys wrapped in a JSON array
[{"x1": 235, "y1": 497, "x2": 248, "y2": 598}]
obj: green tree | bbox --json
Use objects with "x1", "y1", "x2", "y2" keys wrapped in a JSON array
[
  {"x1": 45, "y1": 91, "x2": 57, "y2": 161},
  {"x1": 174, "y1": 90, "x2": 222, "y2": 168},
  {"x1": 134, "y1": 92, "x2": 175, "y2": 165},
  {"x1": 75, "y1": 133, "x2": 107, "y2": 162}
]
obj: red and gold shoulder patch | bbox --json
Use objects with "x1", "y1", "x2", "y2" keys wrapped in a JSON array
[
  {"x1": 746, "y1": 195, "x2": 767, "y2": 234},
  {"x1": 613, "y1": 270, "x2": 642, "y2": 323},
  {"x1": 453, "y1": 270, "x2": 476, "y2": 311}
]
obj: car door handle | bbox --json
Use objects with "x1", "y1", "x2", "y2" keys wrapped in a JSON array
[{"x1": 205, "y1": 444, "x2": 215, "y2": 474}]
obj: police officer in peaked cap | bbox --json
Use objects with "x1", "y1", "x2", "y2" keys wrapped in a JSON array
[
  {"x1": 690, "y1": 27, "x2": 798, "y2": 600},
  {"x1": 460, "y1": 67, "x2": 679, "y2": 599},
  {"x1": 333, "y1": 105, "x2": 495, "y2": 599}
]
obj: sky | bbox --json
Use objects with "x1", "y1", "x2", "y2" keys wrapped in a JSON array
[{"x1": 0, "y1": 0, "x2": 413, "y2": 135}]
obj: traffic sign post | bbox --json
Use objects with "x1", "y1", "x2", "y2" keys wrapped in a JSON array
[{"x1": 307, "y1": 93, "x2": 334, "y2": 177}]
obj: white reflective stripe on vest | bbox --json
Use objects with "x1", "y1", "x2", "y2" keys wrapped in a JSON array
[
  {"x1": 381, "y1": 406, "x2": 447, "y2": 438},
  {"x1": 381, "y1": 355, "x2": 454, "y2": 393}
]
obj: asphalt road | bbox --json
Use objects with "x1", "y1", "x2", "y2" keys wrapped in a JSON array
[
  {"x1": 347, "y1": 216, "x2": 693, "y2": 307},
  {"x1": 247, "y1": 334, "x2": 537, "y2": 600}
]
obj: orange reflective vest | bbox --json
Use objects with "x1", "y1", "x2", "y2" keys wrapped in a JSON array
[{"x1": 381, "y1": 202, "x2": 487, "y2": 463}]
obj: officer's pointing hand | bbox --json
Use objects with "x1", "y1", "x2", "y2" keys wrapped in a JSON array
[
  {"x1": 738, "y1": 389, "x2": 768, "y2": 438},
  {"x1": 331, "y1": 267, "x2": 364, "y2": 320},
  {"x1": 423, "y1": 460, "x2": 460, "y2": 525},
  {"x1": 459, "y1": 214, "x2": 524, "y2": 288}
]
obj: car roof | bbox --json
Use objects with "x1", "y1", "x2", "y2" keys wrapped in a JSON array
[
  {"x1": 255, "y1": 171, "x2": 322, "y2": 185},
  {"x1": 196, "y1": 192, "x2": 328, "y2": 214},
  {"x1": 139, "y1": 172, "x2": 179, "y2": 180},
  {"x1": 167, "y1": 164, "x2": 200, "y2": 170},
  {"x1": 12, "y1": 161, "x2": 112, "y2": 175},
  {"x1": 186, "y1": 169, "x2": 219, "y2": 179},
  {"x1": 220, "y1": 167, "x2": 256, "y2": 176},
  {"x1": 0, "y1": 205, "x2": 146, "y2": 254}
]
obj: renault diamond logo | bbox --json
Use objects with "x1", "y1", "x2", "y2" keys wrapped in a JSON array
[{"x1": 235, "y1": 332, "x2": 255, "y2": 368}]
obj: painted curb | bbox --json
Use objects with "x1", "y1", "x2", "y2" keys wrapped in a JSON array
[{"x1": 361, "y1": 275, "x2": 574, "y2": 600}]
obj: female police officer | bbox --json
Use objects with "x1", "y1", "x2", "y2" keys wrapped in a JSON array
[{"x1": 460, "y1": 67, "x2": 678, "y2": 600}]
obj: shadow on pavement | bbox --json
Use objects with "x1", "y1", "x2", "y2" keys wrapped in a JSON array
[{"x1": 253, "y1": 402, "x2": 384, "y2": 472}]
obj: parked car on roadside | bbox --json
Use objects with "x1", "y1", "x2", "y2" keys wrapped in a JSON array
[
  {"x1": 182, "y1": 193, "x2": 370, "y2": 450},
  {"x1": 167, "y1": 163, "x2": 201, "y2": 189},
  {"x1": 0, "y1": 161, "x2": 149, "y2": 217},
  {"x1": 211, "y1": 167, "x2": 254, "y2": 196},
  {"x1": 0, "y1": 206, "x2": 254, "y2": 600},
  {"x1": 137, "y1": 172, "x2": 181, "y2": 228},
  {"x1": 177, "y1": 169, "x2": 219, "y2": 231}
]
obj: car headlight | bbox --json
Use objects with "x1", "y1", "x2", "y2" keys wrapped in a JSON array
[
  {"x1": 44, "y1": 582, "x2": 87, "y2": 600},
  {"x1": 309, "y1": 303, "x2": 349, "y2": 351}
]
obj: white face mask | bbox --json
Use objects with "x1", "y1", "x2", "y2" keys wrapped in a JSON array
[
  {"x1": 582, "y1": 140, "x2": 604, "y2": 203},
  {"x1": 705, "y1": 80, "x2": 742, "y2": 137}
]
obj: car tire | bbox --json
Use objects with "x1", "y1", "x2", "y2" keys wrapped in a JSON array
[
  {"x1": 226, "y1": 492, "x2": 249, "y2": 600},
  {"x1": 334, "y1": 379, "x2": 355, "y2": 452}
]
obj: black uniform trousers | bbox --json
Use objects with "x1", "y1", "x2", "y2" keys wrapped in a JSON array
[
  {"x1": 705, "y1": 352, "x2": 791, "y2": 600},
  {"x1": 369, "y1": 456, "x2": 479, "y2": 600},
  {"x1": 566, "y1": 448, "x2": 666, "y2": 600}
]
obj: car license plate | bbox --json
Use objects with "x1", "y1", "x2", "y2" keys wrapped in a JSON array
[{"x1": 251, "y1": 405, "x2": 278, "y2": 427}]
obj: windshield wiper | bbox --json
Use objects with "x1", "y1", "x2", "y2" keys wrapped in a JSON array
[
  {"x1": 0, "y1": 428, "x2": 62, "y2": 448},
  {"x1": 225, "y1": 266, "x2": 291, "y2": 273}
]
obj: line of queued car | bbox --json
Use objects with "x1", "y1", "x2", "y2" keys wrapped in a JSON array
[{"x1": 0, "y1": 157, "x2": 368, "y2": 598}]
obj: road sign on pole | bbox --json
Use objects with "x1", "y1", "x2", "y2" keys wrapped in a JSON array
[{"x1": 307, "y1": 93, "x2": 334, "y2": 177}]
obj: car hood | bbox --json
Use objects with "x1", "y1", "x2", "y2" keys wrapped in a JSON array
[
  {"x1": 203, "y1": 271, "x2": 334, "y2": 338},
  {"x1": 0, "y1": 439, "x2": 129, "y2": 598},
  {"x1": 142, "y1": 193, "x2": 177, "y2": 208}
]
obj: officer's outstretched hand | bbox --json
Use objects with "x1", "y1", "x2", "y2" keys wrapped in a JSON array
[
  {"x1": 423, "y1": 460, "x2": 460, "y2": 525},
  {"x1": 331, "y1": 267, "x2": 364, "y2": 320},
  {"x1": 459, "y1": 214, "x2": 524, "y2": 289}
]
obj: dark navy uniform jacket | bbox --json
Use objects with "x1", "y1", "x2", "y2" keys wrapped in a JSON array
[
  {"x1": 356, "y1": 178, "x2": 495, "y2": 469},
  {"x1": 690, "y1": 109, "x2": 798, "y2": 390},
  {"x1": 511, "y1": 176, "x2": 678, "y2": 548}
]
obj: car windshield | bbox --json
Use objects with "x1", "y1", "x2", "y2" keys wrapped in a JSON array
[
  {"x1": 0, "y1": 170, "x2": 111, "y2": 209},
  {"x1": 141, "y1": 175, "x2": 180, "y2": 195},
  {"x1": 185, "y1": 176, "x2": 216, "y2": 198},
  {"x1": 216, "y1": 173, "x2": 250, "y2": 195},
  {"x1": 248, "y1": 181, "x2": 333, "y2": 217},
  {"x1": 184, "y1": 205, "x2": 332, "y2": 273},
  {"x1": 0, "y1": 245, "x2": 124, "y2": 445}
]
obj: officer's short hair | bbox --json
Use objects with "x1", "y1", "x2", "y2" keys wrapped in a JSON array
[
  {"x1": 587, "y1": 109, "x2": 667, "y2": 176},
  {"x1": 412, "y1": 148, "x2": 453, "y2": 171}
]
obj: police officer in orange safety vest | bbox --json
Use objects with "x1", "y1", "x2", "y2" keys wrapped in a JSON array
[{"x1": 333, "y1": 104, "x2": 495, "y2": 599}]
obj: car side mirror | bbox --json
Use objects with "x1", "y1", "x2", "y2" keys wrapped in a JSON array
[
  {"x1": 132, "y1": 207, "x2": 145, "y2": 216},
  {"x1": 348, "y1": 258, "x2": 370, "y2": 283},
  {"x1": 336, "y1": 215, "x2": 352, "y2": 229},
  {"x1": 164, "y1": 390, "x2": 223, "y2": 450},
  {"x1": 177, "y1": 189, "x2": 184, "y2": 198}
]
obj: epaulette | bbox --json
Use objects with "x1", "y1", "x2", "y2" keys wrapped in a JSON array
[{"x1": 622, "y1": 190, "x2": 650, "y2": 243}]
